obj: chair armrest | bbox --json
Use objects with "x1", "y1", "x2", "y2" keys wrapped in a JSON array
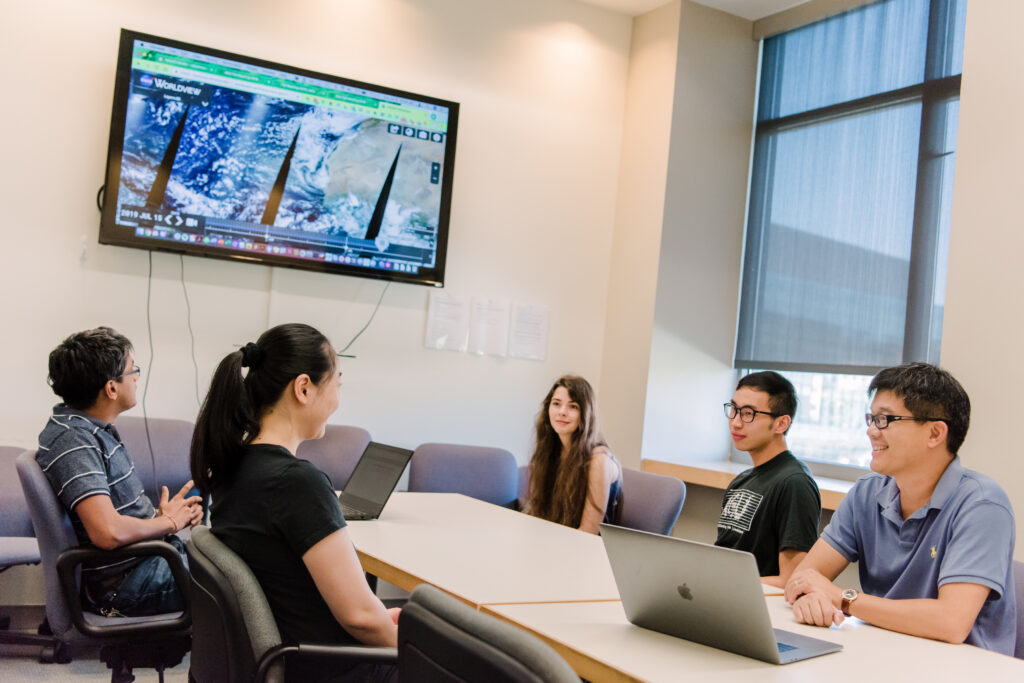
[
  {"x1": 255, "y1": 643, "x2": 398, "y2": 683},
  {"x1": 56, "y1": 539, "x2": 191, "y2": 638}
]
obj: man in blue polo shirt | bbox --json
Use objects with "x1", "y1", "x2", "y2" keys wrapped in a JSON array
[
  {"x1": 37, "y1": 327, "x2": 204, "y2": 616},
  {"x1": 784, "y1": 363, "x2": 1016, "y2": 655}
]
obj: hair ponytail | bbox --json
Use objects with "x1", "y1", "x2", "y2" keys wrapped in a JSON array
[{"x1": 190, "y1": 323, "x2": 334, "y2": 494}]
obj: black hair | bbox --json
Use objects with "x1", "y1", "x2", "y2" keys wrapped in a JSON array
[
  {"x1": 869, "y1": 362, "x2": 970, "y2": 455},
  {"x1": 736, "y1": 371, "x2": 798, "y2": 424},
  {"x1": 47, "y1": 327, "x2": 133, "y2": 410},
  {"x1": 190, "y1": 323, "x2": 335, "y2": 493}
]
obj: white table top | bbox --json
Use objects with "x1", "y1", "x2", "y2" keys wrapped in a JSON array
[
  {"x1": 482, "y1": 598, "x2": 1024, "y2": 682},
  {"x1": 346, "y1": 492, "x2": 620, "y2": 606}
]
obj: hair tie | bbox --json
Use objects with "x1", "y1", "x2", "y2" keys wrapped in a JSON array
[{"x1": 240, "y1": 342, "x2": 264, "y2": 369}]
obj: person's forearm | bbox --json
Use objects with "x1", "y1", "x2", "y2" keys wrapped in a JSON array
[
  {"x1": 87, "y1": 513, "x2": 176, "y2": 549},
  {"x1": 848, "y1": 594, "x2": 974, "y2": 644}
]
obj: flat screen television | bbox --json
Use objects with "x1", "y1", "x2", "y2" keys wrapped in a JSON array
[{"x1": 99, "y1": 29, "x2": 458, "y2": 287}]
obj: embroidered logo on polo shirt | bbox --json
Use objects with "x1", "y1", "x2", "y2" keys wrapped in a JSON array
[
  {"x1": 930, "y1": 545, "x2": 937, "y2": 559},
  {"x1": 718, "y1": 489, "x2": 763, "y2": 534}
]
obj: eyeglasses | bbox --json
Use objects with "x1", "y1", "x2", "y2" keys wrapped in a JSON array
[
  {"x1": 864, "y1": 413, "x2": 946, "y2": 430},
  {"x1": 723, "y1": 402, "x2": 777, "y2": 423},
  {"x1": 112, "y1": 366, "x2": 142, "y2": 382}
]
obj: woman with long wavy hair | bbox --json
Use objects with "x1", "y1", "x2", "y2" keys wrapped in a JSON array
[
  {"x1": 524, "y1": 375, "x2": 623, "y2": 534},
  {"x1": 191, "y1": 323, "x2": 396, "y2": 683}
]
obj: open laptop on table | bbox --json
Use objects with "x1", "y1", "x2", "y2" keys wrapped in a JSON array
[
  {"x1": 336, "y1": 442, "x2": 413, "y2": 520},
  {"x1": 600, "y1": 523, "x2": 842, "y2": 664}
]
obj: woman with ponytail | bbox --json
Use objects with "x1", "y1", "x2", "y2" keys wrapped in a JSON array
[
  {"x1": 191, "y1": 323, "x2": 396, "y2": 683},
  {"x1": 524, "y1": 375, "x2": 623, "y2": 535}
]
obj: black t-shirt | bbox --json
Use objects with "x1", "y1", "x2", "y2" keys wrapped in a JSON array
[
  {"x1": 713, "y1": 450, "x2": 821, "y2": 577},
  {"x1": 211, "y1": 444, "x2": 354, "y2": 678}
]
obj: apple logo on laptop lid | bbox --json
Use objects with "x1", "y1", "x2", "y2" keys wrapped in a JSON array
[{"x1": 677, "y1": 584, "x2": 694, "y2": 601}]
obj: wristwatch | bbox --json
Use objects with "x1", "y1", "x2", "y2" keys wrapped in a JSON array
[{"x1": 841, "y1": 588, "x2": 859, "y2": 616}]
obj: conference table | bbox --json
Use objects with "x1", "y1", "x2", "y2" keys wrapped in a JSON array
[{"x1": 347, "y1": 492, "x2": 1024, "y2": 682}]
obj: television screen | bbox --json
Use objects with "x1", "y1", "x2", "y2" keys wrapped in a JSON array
[{"x1": 99, "y1": 29, "x2": 458, "y2": 287}]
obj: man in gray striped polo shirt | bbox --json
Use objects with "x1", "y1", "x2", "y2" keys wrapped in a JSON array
[{"x1": 37, "y1": 327, "x2": 203, "y2": 616}]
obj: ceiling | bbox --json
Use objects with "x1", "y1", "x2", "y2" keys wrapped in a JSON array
[{"x1": 575, "y1": 0, "x2": 811, "y2": 21}]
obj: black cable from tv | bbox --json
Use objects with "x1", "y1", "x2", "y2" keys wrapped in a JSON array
[
  {"x1": 96, "y1": 185, "x2": 105, "y2": 212},
  {"x1": 338, "y1": 281, "x2": 390, "y2": 356},
  {"x1": 179, "y1": 255, "x2": 201, "y2": 407},
  {"x1": 142, "y1": 250, "x2": 158, "y2": 500}
]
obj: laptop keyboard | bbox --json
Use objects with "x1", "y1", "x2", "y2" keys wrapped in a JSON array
[
  {"x1": 777, "y1": 642, "x2": 797, "y2": 653},
  {"x1": 341, "y1": 503, "x2": 367, "y2": 520}
]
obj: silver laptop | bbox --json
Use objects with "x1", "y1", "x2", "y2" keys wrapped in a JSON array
[
  {"x1": 336, "y1": 442, "x2": 413, "y2": 520},
  {"x1": 600, "y1": 523, "x2": 842, "y2": 664}
]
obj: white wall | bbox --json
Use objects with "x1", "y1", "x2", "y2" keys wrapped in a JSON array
[
  {"x1": 0, "y1": 0, "x2": 633, "y2": 463},
  {"x1": 598, "y1": 1, "x2": 681, "y2": 467},
  {"x1": 641, "y1": 1, "x2": 757, "y2": 464},
  {"x1": 940, "y1": 0, "x2": 1024, "y2": 554}
]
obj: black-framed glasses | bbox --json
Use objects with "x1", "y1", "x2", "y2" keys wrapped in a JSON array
[
  {"x1": 112, "y1": 366, "x2": 142, "y2": 382},
  {"x1": 864, "y1": 413, "x2": 946, "y2": 430},
  {"x1": 723, "y1": 402, "x2": 777, "y2": 423}
]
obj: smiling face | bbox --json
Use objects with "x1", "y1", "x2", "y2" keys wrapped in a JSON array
[
  {"x1": 548, "y1": 386, "x2": 581, "y2": 444},
  {"x1": 867, "y1": 390, "x2": 934, "y2": 477}
]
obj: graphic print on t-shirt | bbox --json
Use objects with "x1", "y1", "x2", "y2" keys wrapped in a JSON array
[{"x1": 718, "y1": 489, "x2": 763, "y2": 533}]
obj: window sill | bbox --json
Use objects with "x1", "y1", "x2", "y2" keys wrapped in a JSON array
[{"x1": 640, "y1": 458, "x2": 854, "y2": 511}]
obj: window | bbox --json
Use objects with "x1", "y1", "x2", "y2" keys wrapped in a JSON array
[
  {"x1": 733, "y1": 0, "x2": 967, "y2": 471},
  {"x1": 735, "y1": 0, "x2": 966, "y2": 375}
]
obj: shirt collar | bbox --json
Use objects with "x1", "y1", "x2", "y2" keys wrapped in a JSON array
[
  {"x1": 875, "y1": 455, "x2": 963, "y2": 524},
  {"x1": 52, "y1": 404, "x2": 120, "y2": 440}
]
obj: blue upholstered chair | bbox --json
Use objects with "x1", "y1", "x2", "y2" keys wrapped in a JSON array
[
  {"x1": 15, "y1": 450, "x2": 191, "y2": 681},
  {"x1": 409, "y1": 443, "x2": 518, "y2": 507},
  {"x1": 1014, "y1": 560, "x2": 1024, "y2": 659},
  {"x1": 0, "y1": 446, "x2": 56, "y2": 655},
  {"x1": 296, "y1": 424, "x2": 372, "y2": 489},
  {"x1": 115, "y1": 416, "x2": 195, "y2": 505},
  {"x1": 619, "y1": 467, "x2": 686, "y2": 536}
]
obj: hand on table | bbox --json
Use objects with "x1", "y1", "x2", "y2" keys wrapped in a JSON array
[{"x1": 791, "y1": 590, "x2": 845, "y2": 627}]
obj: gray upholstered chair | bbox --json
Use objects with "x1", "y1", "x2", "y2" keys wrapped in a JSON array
[
  {"x1": 399, "y1": 583, "x2": 580, "y2": 682},
  {"x1": 0, "y1": 446, "x2": 56, "y2": 654},
  {"x1": 1014, "y1": 560, "x2": 1024, "y2": 659},
  {"x1": 295, "y1": 424, "x2": 372, "y2": 489},
  {"x1": 619, "y1": 467, "x2": 686, "y2": 536},
  {"x1": 409, "y1": 443, "x2": 518, "y2": 507},
  {"x1": 116, "y1": 416, "x2": 195, "y2": 505},
  {"x1": 15, "y1": 450, "x2": 191, "y2": 681},
  {"x1": 186, "y1": 525, "x2": 396, "y2": 683}
]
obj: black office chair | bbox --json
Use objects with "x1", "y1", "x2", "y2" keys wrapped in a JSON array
[
  {"x1": 16, "y1": 450, "x2": 191, "y2": 682},
  {"x1": 399, "y1": 584, "x2": 580, "y2": 683},
  {"x1": 186, "y1": 525, "x2": 397, "y2": 683}
]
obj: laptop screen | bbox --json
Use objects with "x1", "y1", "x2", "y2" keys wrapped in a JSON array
[{"x1": 341, "y1": 442, "x2": 412, "y2": 512}]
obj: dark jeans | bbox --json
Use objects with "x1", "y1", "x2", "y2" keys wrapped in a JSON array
[{"x1": 88, "y1": 535, "x2": 188, "y2": 617}]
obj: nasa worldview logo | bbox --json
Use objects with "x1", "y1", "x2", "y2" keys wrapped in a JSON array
[
  {"x1": 139, "y1": 73, "x2": 154, "y2": 87},
  {"x1": 677, "y1": 584, "x2": 693, "y2": 601}
]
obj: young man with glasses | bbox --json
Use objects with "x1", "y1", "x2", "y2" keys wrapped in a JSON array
[
  {"x1": 716, "y1": 371, "x2": 821, "y2": 588},
  {"x1": 784, "y1": 363, "x2": 1016, "y2": 654},
  {"x1": 37, "y1": 327, "x2": 203, "y2": 616}
]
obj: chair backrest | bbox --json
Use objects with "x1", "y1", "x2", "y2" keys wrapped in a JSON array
[
  {"x1": 0, "y1": 446, "x2": 35, "y2": 537},
  {"x1": 618, "y1": 468, "x2": 686, "y2": 536},
  {"x1": 187, "y1": 525, "x2": 284, "y2": 683},
  {"x1": 399, "y1": 583, "x2": 579, "y2": 683},
  {"x1": 116, "y1": 416, "x2": 195, "y2": 505},
  {"x1": 409, "y1": 443, "x2": 518, "y2": 507},
  {"x1": 517, "y1": 465, "x2": 530, "y2": 512},
  {"x1": 295, "y1": 424, "x2": 372, "y2": 489},
  {"x1": 1014, "y1": 560, "x2": 1024, "y2": 659},
  {"x1": 15, "y1": 450, "x2": 82, "y2": 642}
]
